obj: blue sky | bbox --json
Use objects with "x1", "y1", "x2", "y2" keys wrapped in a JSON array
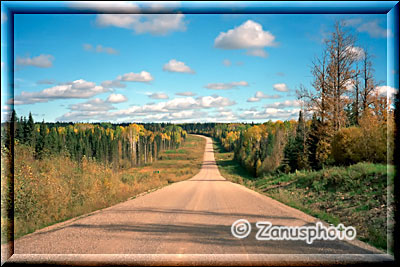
[{"x1": 1, "y1": 1, "x2": 395, "y2": 123}]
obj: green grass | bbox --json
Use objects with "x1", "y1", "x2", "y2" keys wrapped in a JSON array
[
  {"x1": 212, "y1": 138, "x2": 393, "y2": 253},
  {"x1": 164, "y1": 149, "x2": 186, "y2": 154},
  {"x1": 212, "y1": 140, "x2": 255, "y2": 186}
]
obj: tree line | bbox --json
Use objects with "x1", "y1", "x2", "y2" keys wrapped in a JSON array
[{"x1": 3, "y1": 111, "x2": 187, "y2": 170}]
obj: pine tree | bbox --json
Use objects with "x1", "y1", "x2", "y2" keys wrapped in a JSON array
[
  {"x1": 294, "y1": 111, "x2": 309, "y2": 170},
  {"x1": 35, "y1": 120, "x2": 48, "y2": 159},
  {"x1": 25, "y1": 112, "x2": 36, "y2": 147},
  {"x1": 283, "y1": 111, "x2": 310, "y2": 172},
  {"x1": 307, "y1": 113, "x2": 322, "y2": 169}
]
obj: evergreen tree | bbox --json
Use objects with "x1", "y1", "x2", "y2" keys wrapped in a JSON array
[
  {"x1": 294, "y1": 111, "x2": 309, "y2": 170},
  {"x1": 35, "y1": 120, "x2": 48, "y2": 158},
  {"x1": 307, "y1": 113, "x2": 322, "y2": 169},
  {"x1": 283, "y1": 111, "x2": 309, "y2": 172},
  {"x1": 24, "y1": 112, "x2": 36, "y2": 147}
]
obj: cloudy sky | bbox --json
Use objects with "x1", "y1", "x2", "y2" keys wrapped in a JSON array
[{"x1": 1, "y1": 1, "x2": 394, "y2": 123}]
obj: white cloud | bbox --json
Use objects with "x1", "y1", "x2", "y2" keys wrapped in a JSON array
[
  {"x1": 375, "y1": 85, "x2": 398, "y2": 99},
  {"x1": 106, "y1": 93, "x2": 128, "y2": 103},
  {"x1": 247, "y1": 91, "x2": 281, "y2": 102},
  {"x1": 207, "y1": 109, "x2": 238, "y2": 122},
  {"x1": 69, "y1": 1, "x2": 140, "y2": 12},
  {"x1": 96, "y1": 14, "x2": 186, "y2": 35},
  {"x1": 163, "y1": 59, "x2": 194, "y2": 73},
  {"x1": 148, "y1": 92, "x2": 169, "y2": 99},
  {"x1": 255, "y1": 91, "x2": 281, "y2": 99},
  {"x1": 273, "y1": 83, "x2": 289, "y2": 92},
  {"x1": 197, "y1": 95, "x2": 236, "y2": 108},
  {"x1": 83, "y1": 43, "x2": 118, "y2": 54},
  {"x1": 238, "y1": 107, "x2": 300, "y2": 121},
  {"x1": 247, "y1": 97, "x2": 260, "y2": 102},
  {"x1": 264, "y1": 99, "x2": 302, "y2": 108},
  {"x1": 346, "y1": 46, "x2": 364, "y2": 60},
  {"x1": 245, "y1": 48, "x2": 268, "y2": 58},
  {"x1": 344, "y1": 79, "x2": 356, "y2": 91},
  {"x1": 215, "y1": 20, "x2": 276, "y2": 49},
  {"x1": 96, "y1": 14, "x2": 138, "y2": 28},
  {"x1": 112, "y1": 95, "x2": 235, "y2": 116},
  {"x1": 14, "y1": 79, "x2": 108, "y2": 105},
  {"x1": 175, "y1": 91, "x2": 196, "y2": 96},
  {"x1": 214, "y1": 20, "x2": 276, "y2": 57},
  {"x1": 56, "y1": 93, "x2": 237, "y2": 122},
  {"x1": 101, "y1": 79, "x2": 126, "y2": 89},
  {"x1": 16, "y1": 54, "x2": 54, "y2": 68},
  {"x1": 223, "y1": 59, "x2": 232, "y2": 66},
  {"x1": 205, "y1": 81, "x2": 249, "y2": 90},
  {"x1": 117, "y1": 71, "x2": 153, "y2": 82},
  {"x1": 143, "y1": 110, "x2": 207, "y2": 122},
  {"x1": 344, "y1": 18, "x2": 391, "y2": 38},
  {"x1": 146, "y1": 1, "x2": 181, "y2": 12},
  {"x1": 133, "y1": 14, "x2": 186, "y2": 35},
  {"x1": 357, "y1": 20, "x2": 390, "y2": 38},
  {"x1": 57, "y1": 110, "x2": 110, "y2": 122},
  {"x1": 69, "y1": 98, "x2": 115, "y2": 111}
]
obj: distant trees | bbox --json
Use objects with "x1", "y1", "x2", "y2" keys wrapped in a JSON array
[{"x1": 6, "y1": 112, "x2": 187, "y2": 170}]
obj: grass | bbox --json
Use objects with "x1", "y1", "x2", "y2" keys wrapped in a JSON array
[
  {"x1": 212, "y1": 140, "x2": 255, "y2": 187},
  {"x1": 1, "y1": 134, "x2": 206, "y2": 242},
  {"x1": 212, "y1": 138, "x2": 394, "y2": 253}
]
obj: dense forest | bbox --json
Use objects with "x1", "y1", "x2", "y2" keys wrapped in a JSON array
[{"x1": 2, "y1": 111, "x2": 187, "y2": 170}]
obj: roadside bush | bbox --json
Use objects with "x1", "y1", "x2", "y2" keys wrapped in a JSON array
[
  {"x1": 331, "y1": 118, "x2": 387, "y2": 165},
  {"x1": 331, "y1": 127, "x2": 363, "y2": 165}
]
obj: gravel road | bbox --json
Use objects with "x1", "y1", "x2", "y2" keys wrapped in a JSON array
[{"x1": 6, "y1": 135, "x2": 393, "y2": 265}]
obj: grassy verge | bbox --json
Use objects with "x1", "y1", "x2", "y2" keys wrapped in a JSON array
[
  {"x1": 212, "y1": 139, "x2": 393, "y2": 253},
  {"x1": 1, "y1": 134, "x2": 205, "y2": 242}
]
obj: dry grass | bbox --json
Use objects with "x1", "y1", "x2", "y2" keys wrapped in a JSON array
[{"x1": 2, "y1": 134, "x2": 205, "y2": 241}]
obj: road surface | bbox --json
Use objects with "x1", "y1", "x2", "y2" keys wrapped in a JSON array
[{"x1": 6, "y1": 135, "x2": 393, "y2": 264}]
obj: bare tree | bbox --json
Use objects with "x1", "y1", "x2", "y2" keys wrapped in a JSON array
[
  {"x1": 359, "y1": 47, "x2": 378, "y2": 113},
  {"x1": 350, "y1": 61, "x2": 361, "y2": 125},
  {"x1": 325, "y1": 21, "x2": 358, "y2": 131},
  {"x1": 310, "y1": 50, "x2": 329, "y2": 124}
]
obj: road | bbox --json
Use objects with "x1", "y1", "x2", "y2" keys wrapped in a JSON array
[{"x1": 7, "y1": 135, "x2": 393, "y2": 264}]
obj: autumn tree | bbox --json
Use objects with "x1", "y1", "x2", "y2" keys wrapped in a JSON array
[{"x1": 325, "y1": 21, "x2": 358, "y2": 131}]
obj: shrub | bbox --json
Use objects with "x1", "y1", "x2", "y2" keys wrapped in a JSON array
[{"x1": 331, "y1": 127, "x2": 363, "y2": 165}]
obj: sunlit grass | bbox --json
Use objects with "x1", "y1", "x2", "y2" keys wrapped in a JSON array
[
  {"x1": 2, "y1": 134, "x2": 205, "y2": 241},
  {"x1": 213, "y1": 138, "x2": 392, "y2": 253}
]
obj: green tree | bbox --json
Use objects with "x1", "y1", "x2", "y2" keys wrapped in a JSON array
[{"x1": 24, "y1": 112, "x2": 36, "y2": 147}]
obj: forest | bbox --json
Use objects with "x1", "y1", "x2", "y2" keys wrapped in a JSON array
[{"x1": 2, "y1": 112, "x2": 187, "y2": 170}]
